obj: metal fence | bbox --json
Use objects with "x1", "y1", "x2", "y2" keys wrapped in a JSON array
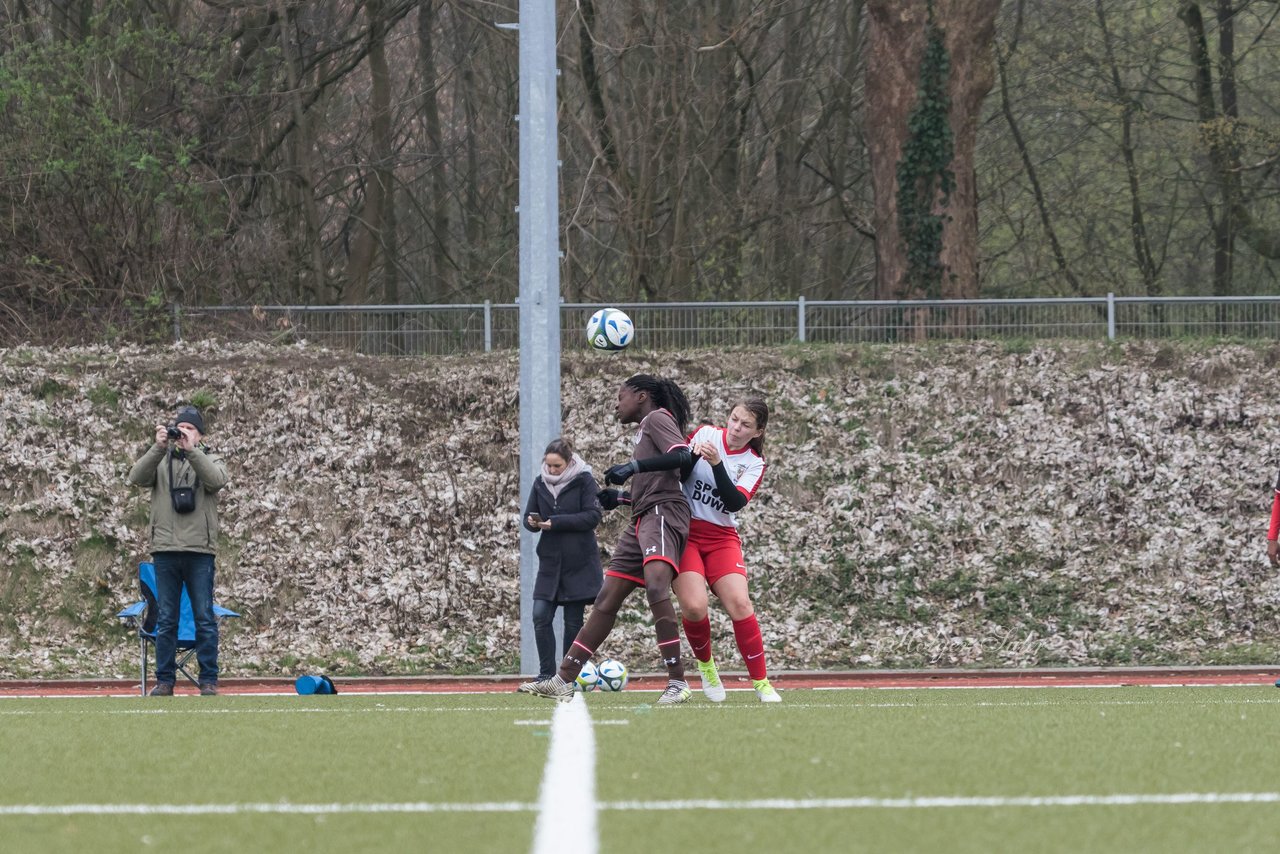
[{"x1": 172, "y1": 295, "x2": 1280, "y2": 356}]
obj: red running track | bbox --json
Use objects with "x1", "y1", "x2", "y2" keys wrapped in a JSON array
[{"x1": 1, "y1": 667, "x2": 1276, "y2": 697}]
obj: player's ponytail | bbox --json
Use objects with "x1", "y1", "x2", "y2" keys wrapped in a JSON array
[
  {"x1": 737, "y1": 398, "x2": 770, "y2": 456},
  {"x1": 656, "y1": 378, "x2": 691, "y2": 434},
  {"x1": 625, "y1": 374, "x2": 691, "y2": 434}
]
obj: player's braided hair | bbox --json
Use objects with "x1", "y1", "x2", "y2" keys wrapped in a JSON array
[{"x1": 625, "y1": 374, "x2": 691, "y2": 434}]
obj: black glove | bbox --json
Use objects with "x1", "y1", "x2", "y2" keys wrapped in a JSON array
[
  {"x1": 598, "y1": 488, "x2": 623, "y2": 511},
  {"x1": 604, "y1": 461, "x2": 639, "y2": 485}
]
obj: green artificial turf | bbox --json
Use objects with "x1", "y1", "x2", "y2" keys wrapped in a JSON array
[{"x1": 3, "y1": 686, "x2": 1279, "y2": 853}]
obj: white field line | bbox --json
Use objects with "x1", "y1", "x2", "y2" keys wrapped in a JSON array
[
  {"x1": 815, "y1": 682, "x2": 1274, "y2": 692},
  {"x1": 532, "y1": 694, "x2": 596, "y2": 854},
  {"x1": 6, "y1": 792, "x2": 1280, "y2": 817},
  {"x1": 510, "y1": 719, "x2": 627, "y2": 727},
  {"x1": 610, "y1": 792, "x2": 1280, "y2": 810}
]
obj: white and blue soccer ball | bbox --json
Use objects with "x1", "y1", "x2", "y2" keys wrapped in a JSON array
[
  {"x1": 575, "y1": 661, "x2": 599, "y2": 692},
  {"x1": 595, "y1": 658, "x2": 628, "y2": 692},
  {"x1": 586, "y1": 308, "x2": 634, "y2": 351}
]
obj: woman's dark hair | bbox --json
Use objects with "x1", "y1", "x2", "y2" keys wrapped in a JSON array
[
  {"x1": 544, "y1": 437, "x2": 575, "y2": 460},
  {"x1": 734, "y1": 398, "x2": 770, "y2": 455},
  {"x1": 625, "y1": 374, "x2": 692, "y2": 434}
]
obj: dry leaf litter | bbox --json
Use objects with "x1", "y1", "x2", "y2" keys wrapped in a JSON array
[{"x1": 1, "y1": 340, "x2": 1277, "y2": 677}]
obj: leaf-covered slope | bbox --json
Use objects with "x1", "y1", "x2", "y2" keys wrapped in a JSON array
[{"x1": 1, "y1": 340, "x2": 1277, "y2": 677}]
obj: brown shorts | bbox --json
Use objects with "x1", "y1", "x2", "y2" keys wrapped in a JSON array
[{"x1": 605, "y1": 501, "x2": 691, "y2": 584}]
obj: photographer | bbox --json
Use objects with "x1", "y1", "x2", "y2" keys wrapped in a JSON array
[{"x1": 126, "y1": 405, "x2": 229, "y2": 696}]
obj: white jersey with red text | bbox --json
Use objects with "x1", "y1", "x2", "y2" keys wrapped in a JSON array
[{"x1": 682, "y1": 425, "x2": 766, "y2": 528}]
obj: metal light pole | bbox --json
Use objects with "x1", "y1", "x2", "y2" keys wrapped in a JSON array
[{"x1": 516, "y1": 0, "x2": 560, "y2": 676}]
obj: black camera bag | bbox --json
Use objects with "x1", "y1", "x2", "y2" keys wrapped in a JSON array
[{"x1": 167, "y1": 451, "x2": 199, "y2": 514}]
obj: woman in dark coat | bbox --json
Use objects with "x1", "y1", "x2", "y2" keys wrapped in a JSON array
[{"x1": 521, "y1": 437, "x2": 604, "y2": 681}]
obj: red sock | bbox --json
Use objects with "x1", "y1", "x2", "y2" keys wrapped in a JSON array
[
  {"x1": 732, "y1": 614, "x2": 768, "y2": 680},
  {"x1": 682, "y1": 616, "x2": 713, "y2": 663}
]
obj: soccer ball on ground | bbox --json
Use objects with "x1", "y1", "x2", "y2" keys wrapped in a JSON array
[
  {"x1": 586, "y1": 308, "x2": 634, "y2": 351},
  {"x1": 596, "y1": 658, "x2": 628, "y2": 692},
  {"x1": 575, "y1": 661, "x2": 599, "y2": 692}
]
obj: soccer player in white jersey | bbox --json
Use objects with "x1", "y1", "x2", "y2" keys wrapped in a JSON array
[{"x1": 675, "y1": 399, "x2": 781, "y2": 702}]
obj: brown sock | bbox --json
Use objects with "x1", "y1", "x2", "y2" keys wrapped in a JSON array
[
  {"x1": 650, "y1": 598, "x2": 685, "y2": 681},
  {"x1": 557, "y1": 607, "x2": 616, "y2": 681}
]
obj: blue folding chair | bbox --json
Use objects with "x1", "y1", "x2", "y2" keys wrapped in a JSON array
[{"x1": 117, "y1": 561, "x2": 240, "y2": 696}]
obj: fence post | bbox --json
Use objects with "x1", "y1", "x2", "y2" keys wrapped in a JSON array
[
  {"x1": 484, "y1": 300, "x2": 492, "y2": 352},
  {"x1": 1106, "y1": 292, "x2": 1116, "y2": 341},
  {"x1": 798, "y1": 296, "x2": 806, "y2": 343},
  {"x1": 171, "y1": 303, "x2": 182, "y2": 343}
]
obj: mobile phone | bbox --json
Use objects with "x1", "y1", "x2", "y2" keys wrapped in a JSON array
[{"x1": 528, "y1": 513, "x2": 543, "y2": 524}]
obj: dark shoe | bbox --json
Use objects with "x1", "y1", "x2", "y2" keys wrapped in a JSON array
[
  {"x1": 149, "y1": 682, "x2": 175, "y2": 696},
  {"x1": 199, "y1": 683, "x2": 218, "y2": 696}
]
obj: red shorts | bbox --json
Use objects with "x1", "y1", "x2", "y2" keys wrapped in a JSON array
[
  {"x1": 678, "y1": 518, "x2": 747, "y2": 587},
  {"x1": 605, "y1": 502, "x2": 691, "y2": 585}
]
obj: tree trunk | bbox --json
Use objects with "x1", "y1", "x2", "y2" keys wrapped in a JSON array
[
  {"x1": 996, "y1": 37, "x2": 1082, "y2": 295},
  {"x1": 457, "y1": 13, "x2": 483, "y2": 288},
  {"x1": 772, "y1": 3, "x2": 806, "y2": 297},
  {"x1": 275, "y1": 0, "x2": 328, "y2": 304},
  {"x1": 820, "y1": 1, "x2": 867, "y2": 300},
  {"x1": 417, "y1": 0, "x2": 453, "y2": 301},
  {"x1": 345, "y1": 0, "x2": 394, "y2": 304},
  {"x1": 1179, "y1": 2, "x2": 1240, "y2": 297},
  {"x1": 1097, "y1": 0, "x2": 1159, "y2": 294},
  {"x1": 866, "y1": 0, "x2": 1001, "y2": 301},
  {"x1": 709, "y1": 0, "x2": 745, "y2": 297}
]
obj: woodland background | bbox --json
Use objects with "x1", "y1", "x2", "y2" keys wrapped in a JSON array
[
  {"x1": 4, "y1": 1, "x2": 1280, "y2": 343},
  {"x1": 2, "y1": 340, "x2": 1279, "y2": 678}
]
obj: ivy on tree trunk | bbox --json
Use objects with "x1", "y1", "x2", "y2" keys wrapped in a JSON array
[{"x1": 895, "y1": 4, "x2": 954, "y2": 300}]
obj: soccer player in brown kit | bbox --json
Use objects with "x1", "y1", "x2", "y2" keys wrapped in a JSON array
[{"x1": 521, "y1": 374, "x2": 696, "y2": 705}]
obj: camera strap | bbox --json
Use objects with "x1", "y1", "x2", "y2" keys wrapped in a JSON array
[{"x1": 167, "y1": 450, "x2": 201, "y2": 494}]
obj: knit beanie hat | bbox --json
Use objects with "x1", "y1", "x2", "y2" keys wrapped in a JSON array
[{"x1": 175, "y1": 406, "x2": 206, "y2": 434}]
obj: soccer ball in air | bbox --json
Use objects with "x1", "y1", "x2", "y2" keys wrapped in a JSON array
[
  {"x1": 575, "y1": 661, "x2": 599, "y2": 692},
  {"x1": 595, "y1": 658, "x2": 628, "y2": 692},
  {"x1": 586, "y1": 308, "x2": 634, "y2": 351}
]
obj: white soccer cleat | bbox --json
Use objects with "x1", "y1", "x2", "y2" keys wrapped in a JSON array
[
  {"x1": 517, "y1": 676, "x2": 553, "y2": 694},
  {"x1": 753, "y1": 678, "x2": 782, "y2": 703},
  {"x1": 524, "y1": 674, "x2": 575, "y2": 702},
  {"x1": 696, "y1": 657, "x2": 727, "y2": 702},
  {"x1": 656, "y1": 680, "x2": 692, "y2": 705}
]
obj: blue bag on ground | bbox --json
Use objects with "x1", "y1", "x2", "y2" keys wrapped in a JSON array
[{"x1": 295, "y1": 675, "x2": 337, "y2": 695}]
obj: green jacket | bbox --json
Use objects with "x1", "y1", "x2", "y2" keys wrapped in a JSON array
[{"x1": 126, "y1": 443, "x2": 230, "y2": 554}]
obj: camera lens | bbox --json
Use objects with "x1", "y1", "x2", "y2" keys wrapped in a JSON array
[{"x1": 166, "y1": 425, "x2": 181, "y2": 440}]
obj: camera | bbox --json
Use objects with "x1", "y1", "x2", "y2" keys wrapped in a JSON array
[{"x1": 166, "y1": 424, "x2": 182, "y2": 441}]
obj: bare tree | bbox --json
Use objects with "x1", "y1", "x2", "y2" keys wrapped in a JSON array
[
  {"x1": 413, "y1": 0, "x2": 454, "y2": 301},
  {"x1": 994, "y1": 0, "x2": 1083, "y2": 295},
  {"x1": 1099, "y1": 0, "x2": 1161, "y2": 294},
  {"x1": 866, "y1": 0, "x2": 1002, "y2": 302},
  {"x1": 275, "y1": 0, "x2": 329, "y2": 303}
]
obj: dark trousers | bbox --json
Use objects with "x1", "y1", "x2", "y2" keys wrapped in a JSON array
[
  {"x1": 153, "y1": 551, "x2": 219, "y2": 685},
  {"x1": 532, "y1": 599, "x2": 587, "y2": 679}
]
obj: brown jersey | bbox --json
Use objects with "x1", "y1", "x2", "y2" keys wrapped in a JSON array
[{"x1": 628, "y1": 407, "x2": 690, "y2": 517}]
